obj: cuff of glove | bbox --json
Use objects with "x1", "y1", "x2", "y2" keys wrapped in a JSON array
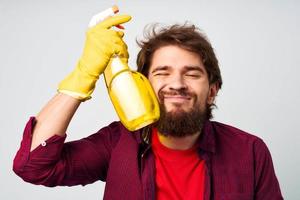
[
  {"x1": 58, "y1": 62, "x2": 99, "y2": 101},
  {"x1": 57, "y1": 89, "x2": 92, "y2": 101}
]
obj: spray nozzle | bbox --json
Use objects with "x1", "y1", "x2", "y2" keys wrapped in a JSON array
[{"x1": 88, "y1": 5, "x2": 123, "y2": 29}]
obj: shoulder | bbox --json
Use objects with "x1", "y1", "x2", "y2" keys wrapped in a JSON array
[
  {"x1": 104, "y1": 121, "x2": 140, "y2": 137},
  {"x1": 105, "y1": 121, "x2": 126, "y2": 134},
  {"x1": 93, "y1": 121, "x2": 141, "y2": 147},
  {"x1": 83, "y1": 121, "x2": 125, "y2": 149},
  {"x1": 208, "y1": 121, "x2": 273, "y2": 170},
  {"x1": 211, "y1": 121, "x2": 263, "y2": 144},
  {"x1": 209, "y1": 121, "x2": 269, "y2": 156}
]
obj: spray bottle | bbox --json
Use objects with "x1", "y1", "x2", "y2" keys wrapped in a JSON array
[{"x1": 89, "y1": 6, "x2": 160, "y2": 131}]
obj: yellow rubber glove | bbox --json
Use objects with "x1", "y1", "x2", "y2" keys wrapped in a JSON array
[{"x1": 58, "y1": 15, "x2": 132, "y2": 101}]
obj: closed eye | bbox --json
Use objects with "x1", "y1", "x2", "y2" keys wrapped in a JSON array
[
  {"x1": 154, "y1": 73, "x2": 169, "y2": 76},
  {"x1": 186, "y1": 74, "x2": 201, "y2": 78},
  {"x1": 151, "y1": 66, "x2": 170, "y2": 76},
  {"x1": 184, "y1": 66, "x2": 205, "y2": 78}
]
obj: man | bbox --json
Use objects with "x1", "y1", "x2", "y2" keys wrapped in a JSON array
[{"x1": 13, "y1": 14, "x2": 283, "y2": 200}]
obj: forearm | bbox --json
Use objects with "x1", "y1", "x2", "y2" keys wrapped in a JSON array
[{"x1": 31, "y1": 92, "x2": 81, "y2": 151}]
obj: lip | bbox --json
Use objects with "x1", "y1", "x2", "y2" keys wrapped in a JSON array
[{"x1": 164, "y1": 95, "x2": 191, "y2": 103}]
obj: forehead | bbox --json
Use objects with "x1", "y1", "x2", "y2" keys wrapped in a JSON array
[{"x1": 149, "y1": 45, "x2": 206, "y2": 73}]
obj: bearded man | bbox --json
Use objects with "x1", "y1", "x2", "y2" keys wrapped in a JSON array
[{"x1": 13, "y1": 15, "x2": 283, "y2": 200}]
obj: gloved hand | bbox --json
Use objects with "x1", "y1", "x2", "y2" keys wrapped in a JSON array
[{"x1": 58, "y1": 14, "x2": 132, "y2": 101}]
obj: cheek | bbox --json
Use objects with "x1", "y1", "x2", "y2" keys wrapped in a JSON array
[
  {"x1": 149, "y1": 77, "x2": 163, "y2": 96},
  {"x1": 190, "y1": 82, "x2": 210, "y2": 100}
]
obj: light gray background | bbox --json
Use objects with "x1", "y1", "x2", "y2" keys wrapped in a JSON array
[{"x1": 1, "y1": 0, "x2": 299, "y2": 199}]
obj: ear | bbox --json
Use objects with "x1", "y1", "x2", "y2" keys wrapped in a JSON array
[{"x1": 207, "y1": 83, "x2": 219, "y2": 105}]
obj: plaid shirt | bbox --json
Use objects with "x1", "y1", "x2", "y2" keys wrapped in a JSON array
[{"x1": 13, "y1": 117, "x2": 283, "y2": 200}]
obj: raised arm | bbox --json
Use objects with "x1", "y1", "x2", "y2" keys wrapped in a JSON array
[{"x1": 13, "y1": 14, "x2": 132, "y2": 186}]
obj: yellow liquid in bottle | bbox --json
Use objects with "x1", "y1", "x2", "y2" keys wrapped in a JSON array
[{"x1": 105, "y1": 57, "x2": 160, "y2": 131}]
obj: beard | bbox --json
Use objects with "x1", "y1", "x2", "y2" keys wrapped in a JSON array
[{"x1": 154, "y1": 88, "x2": 208, "y2": 138}]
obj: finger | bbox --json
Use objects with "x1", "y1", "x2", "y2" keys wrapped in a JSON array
[
  {"x1": 113, "y1": 36, "x2": 128, "y2": 50},
  {"x1": 97, "y1": 15, "x2": 131, "y2": 30},
  {"x1": 114, "y1": 43, "x2": 129, "y2": 59},
  {"x1": 117, "y1": 31, "x2": 124, "y2": 38}
]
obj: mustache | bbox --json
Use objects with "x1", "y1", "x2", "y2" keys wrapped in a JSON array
[{"x1": 158, "y1": 88, "x2": 195, "y2": 100}]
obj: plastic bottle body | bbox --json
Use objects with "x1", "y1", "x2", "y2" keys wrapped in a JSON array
[{"x1": 104, "y1": 56, "x2": 160, "y2": 131}]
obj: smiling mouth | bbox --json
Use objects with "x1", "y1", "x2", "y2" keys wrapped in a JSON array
[{"x1": 164, "y1": 95, "x2": 191, "y2": 103}]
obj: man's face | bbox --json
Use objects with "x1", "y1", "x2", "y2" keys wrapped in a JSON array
[{"x1": 148, "y1": 45, "x2": 217, "y2": 136}]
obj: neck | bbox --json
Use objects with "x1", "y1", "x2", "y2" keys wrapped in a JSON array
[{"x1": 157, "y1": 131, "x2": 201, "y2": 150}]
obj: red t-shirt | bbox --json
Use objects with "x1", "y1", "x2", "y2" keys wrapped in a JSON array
[{"x1": 152, "y1": 128, "x2": 206, "y2": 200}]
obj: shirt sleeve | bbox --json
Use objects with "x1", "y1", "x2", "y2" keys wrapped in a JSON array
[
  {"x1": 13, "y1": 117, "x2": 120, "y2": 187},
  {"x1": 253, "y1": 138, "x2": 284, "y2": 200}
]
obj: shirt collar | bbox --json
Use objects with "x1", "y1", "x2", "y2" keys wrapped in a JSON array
[
  {"x1": 196, "y1": 120, "x2": 216, "y2": 153},
  {"x1": 136, "y1": 120, "x2": 216, "y2": 153}
]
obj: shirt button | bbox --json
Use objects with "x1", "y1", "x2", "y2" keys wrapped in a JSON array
[{"x1": 41, "y1": 141, "x2": 46, "y2": 146}]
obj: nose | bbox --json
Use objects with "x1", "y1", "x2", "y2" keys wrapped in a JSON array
[{"x1": 167, "y1": 73, "x2": 187, "y2": 91}]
